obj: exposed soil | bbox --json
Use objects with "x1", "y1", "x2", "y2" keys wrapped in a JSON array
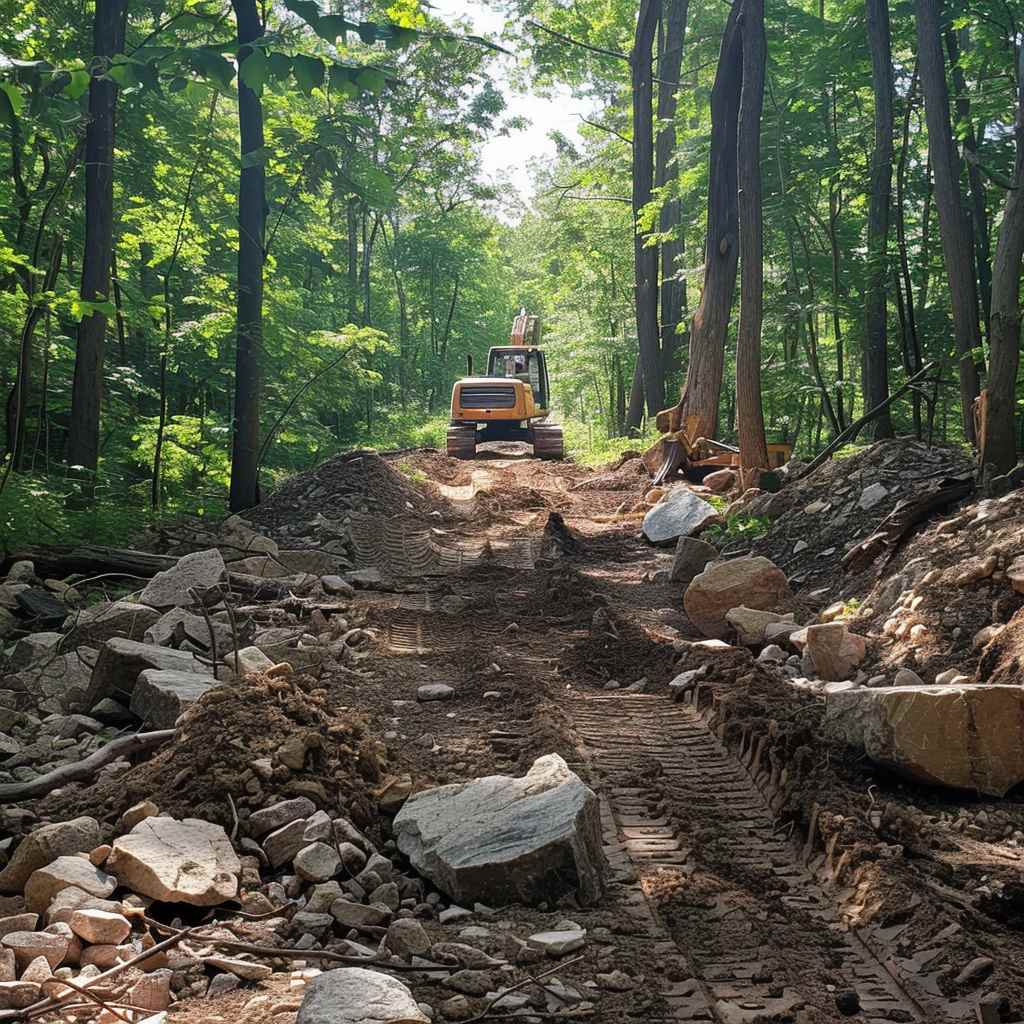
[{"x1": 7, "y1": 437, "x2": 1024, "y2": 1024}]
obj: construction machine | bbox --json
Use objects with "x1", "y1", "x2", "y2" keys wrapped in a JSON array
[{"x1": 446, "y1": 311, "x2": 564, "y2": 460}]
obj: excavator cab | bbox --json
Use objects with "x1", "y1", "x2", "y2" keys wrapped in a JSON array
[{"x1": 446, "y1": 312, "x2": 563, "y2": 460}]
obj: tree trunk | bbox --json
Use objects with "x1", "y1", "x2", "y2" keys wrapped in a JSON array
[
  {"x1": 864, "y1": 0, "x2": 895, "y2": 438},
  {"x1": 625, "y1": 359, "x2": 645, "y2": 433},
  {"x1": 631, "y1": 0, "x2": 664, "y2": 418},
  {"x1": 735, "y1": 0, "x2": 768, "y2": 481},
  {"x1": 66, "y1": 0, "x2": 126, "y2": 481},
  {"x1": 916, "y1": 0, "x2": 982, "y2": 442},
  {"x1": 981, "y1": 72, "x2": 1024, "y2": 477},
  {"x1": 678, "y1": 1, "x2": 743, "y2": 439},
  {"x1": 228, "y1": 0, "x2": 266, "y2": 512},
  {"x1": 656, "y1": 0, "x2": 689, "y2": 383}
]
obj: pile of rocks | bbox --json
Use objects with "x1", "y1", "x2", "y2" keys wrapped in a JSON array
[{"x1": 1, "y1": 532, "x2": 375, "y2": 792}]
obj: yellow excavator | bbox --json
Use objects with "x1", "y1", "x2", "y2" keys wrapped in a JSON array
[{"x1": 446, "y1": 311, "x2": 564, "y2": 460}]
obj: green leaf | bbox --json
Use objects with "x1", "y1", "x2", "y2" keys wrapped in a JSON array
[
  {"x1": 168, "y1": 76, "x2": 188, "y2": 93},
  {"x1": 0, "y1": 82, "x2": 23, "y2": 117},
  {"x1": 63, "y1": 68, "x2": 90, "y2": 100},
  {"x1": 188, "y1": 47, "x2": 235, "y2": 91},
  {"x1": 292, "y1": 55, "x2": 325, "y2": 95},
  {"x1": 316, "y1": 14, "x2": 354, "y2": 42},
  {"x1": 328, "y1": 64, "x2": 359, "y2": 99},
  {"x1": 267, "y1": 51, "x2": 292, "y2": 82},
  {"x1": 284, "y1": 0, "x2": 323, "y2": 28},
  {"x1": 355, "y1": 67, "x2": 387, "y2": 95},
  {"x1": 239, "y1": 46, "x2": 269, "y2": 92},
  {"x1": 106, "y1": 61, "x2": 138, "y2": 88}
]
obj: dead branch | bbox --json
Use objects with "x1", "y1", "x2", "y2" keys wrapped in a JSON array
[
  {"x1": 0, "y1": 730, "x2": 174, "y2": 802},
  {"x1": 464, "y1": 955, "x2": 586, "y2": 1024}
]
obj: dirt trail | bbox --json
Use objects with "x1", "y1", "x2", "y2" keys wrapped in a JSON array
[{"x1": 353, "y1": 443, "x2": 1022, "y2": 1024}]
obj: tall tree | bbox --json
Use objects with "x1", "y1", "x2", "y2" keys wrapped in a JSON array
[
  {"x1": 229, "y1": 0, "x2": 266, "y2": 512},
  {"x1": 676, "y1": 2, "x2": 743, "y2": 440},
  {"x1": 916, "y1": 0, "x2": 982, "y2": 442},
  {"x1": 656, "y1": 0, "x2": 689, "y2": 378},
  {"x1": 66, "y1": 0, "x2": 126, "y2": 479},
  {"x1": 981, "y1": 59, "x2": 1024, "y2": 477},
  {"x1": 864, "y1": 0, "x2": 894, "y2": 437},
  {"x1": 631, "y1": 0, "x2": 665, "y2": 419},
  {"x1": 735, "y1": 0, "x2": 768, "y2": 480}
]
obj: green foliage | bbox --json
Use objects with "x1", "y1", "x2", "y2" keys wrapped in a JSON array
[{"x1": 703, "y1": 513, "x2": 771, "y2": 546}]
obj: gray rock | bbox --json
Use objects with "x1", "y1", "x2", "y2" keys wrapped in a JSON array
[
  {"x1": 6, "y1": 633, "x2": 61, "y2": 671},
  {"x1": 858, "y1": 483, "x2": 889, "y2": 510},
  {"x1": 249, "y1": 797, "x2": 317, "y2": 839},
  {"x1": 131, "y1": 670, "x2": 216, "y2": 728},
  {"x1": 5, "y1": 648, "x2": 97, "y2": 706},
  {"x1": 330, "y1": 899, "x2": 390, "y2": 929},
  {"x1": 394, "y1": 754, "x2": 604, "y2": 908},
  {"x1": 894, "y1": 668, "x2": 924, "y2": 687},
  {"x1": 139, "y1": 549, "x2": 226, "y2": 610},
  {"x1": 263, "y1": 819, "x2": 309, "y2": 869},
  {"x1": 85, "y1": 638, "x2": 211, "y2": 708},
  {"x1": 669, "y1": 536, "x2": 717, "y2": 585},
  {"x1": 386, "y1": 919, "x2": 432, "y2": 958},
  {"x1": 294, "y1": 843, "x2": 341, "y2": 883},
  {"x1": 642, "y1": 488, "x2": 719, "y2": 546},
  {"x1": 321, "y1": 575, "x2": 356, "y2": 598},
  {"x1": 63, "y1": 601, "x2": 160, "y2": 646},
  {"x1": 0, "y1": 817, "x2": 101, "y2": 894},
  {"x1": 758, "y1": 644, "x2": 787, "y2": 663},
  {"x1": 296, "y1": 967, "x2": 429, "y2": 1024},
  {"x1": 417, "y1": 684, "x2": 454, "y2": 702},
  {"x1": 143, "y1": 608, "x2": 233, "y2": 651},
  {"x1": 528, "y1": 929, "x2": 586, "y2": 956}
]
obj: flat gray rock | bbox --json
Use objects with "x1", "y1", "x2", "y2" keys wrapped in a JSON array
[
  {"x1": 394, "y1": 754, "x2": 605, "y2": 908},
  {"x1": 642, "y1": 488, "x2": 719, "y2": 545},
  {"x1": 130, "y1": 669, "x2": 217, "y2": 728},
  {"x1": 140, "y1": 549, "x2": 226, "y2": 609},
  {"x1": 296, "y1": 967, "x2": 428, "y2": 1024},
  {"x1": 85, "y1": 638, "x2": 211, "y2": 708}
]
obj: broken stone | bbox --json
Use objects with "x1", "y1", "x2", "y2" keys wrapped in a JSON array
[
  {"x1": 0, "y1": 981, "x2": 39, "y2": 1010},
  {"x1": 108, "y1": 817, "x2": 240, "y2": 905},
  {"x1": 206, "y1": 956, "x2": 272, "y2": 981},
  {"x1": 330, "y1": 900, "x2": 390, "y2": 929},
  {"x1": 394, "y1": 754, "x2": 604, "y2": 907},
  {"x1": 669, "y1": 536, "x2": 717, "y2": 586},
  {"x1": 69, "y1": 909, "x2": 131, "y2": 945},
  {"x1": 321, "y1": 575, "x2": 356, "y2": 597},
  {"x1": 825, "y1": 684, "x2": 1024, "y2": 797},
  {"x1": 417, "y1": 683, "x2": 454, "y2": 702},
  {"x1": 894, "y1": 667, "x2": 924, "y2": 687},
  {"x1": 1, "y1": 931, "x2": 67, "y2": 970},
  {"x1": 702, "y1": 469, "x2": 736, "y2": 494},
  {"x1": 805, "y1": 623, "x2": 867, "y2": 681},
  {"x1": 0, "y1": 817, "x2": 100, "y2": 894},
  {"x1": 139, "y1": 549, "x2": 226, "y2": 609},
  {"x1": 143, "y1": 608, "x2": 233, "y2": 651},
  {"x1": 294, "y1": 843, "x2": 340, "y2": 883},
  {"x1": 386, "y1": 919, "x2": 432, "y2": 959},
  {"x1": 131, "y1": 669, "x2": 217, "y2": 728},
  {"x1": 224, "y1": 646, "x2": 274, "y2": 676},
  {"x1": 858, "y1": 483, "x2": 889, "y2": 510},
  {"x1": 684, "y1": 556, "x2": 792, "y2": 639},
  {"x1": 527, "y1": 930, "x2": 586, "y2": 956},
  {"x1": 85, "y1": 638, "x2": 211, "y2": 707},
  {"x1": 296, "y1": 967, "x2": 429, "y2": 1024},
  {"x1": 642, "y1": 488, "x2": 720, "y2": 546},
  {"x1": 14, "y1": 588, "x2": 67, "y2": 626},
  {"x1": 263, "y1": 819, "x2": 310, "y2": 870},
  {"x1": 725, "y1": 606, "x2": 794, "y2": 645},
  {"x1": 24, "y1": 858, "x2": 117, "y2": 915},
  {"x1": 65, "y1": 601, "x2": 161, "y2": 646},
  {"x1": 249, "y1": 797, "x2": 316, "y2": 839}
]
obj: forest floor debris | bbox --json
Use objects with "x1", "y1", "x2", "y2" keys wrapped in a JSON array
[{"x1": 2, "y1": 437, "x2": 1023, "y2": 1022}]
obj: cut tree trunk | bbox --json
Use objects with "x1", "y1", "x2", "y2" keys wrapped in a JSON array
[
  {"x1": 66, "y1": 0, "x2": 126, "y2": 481},
  {"x1": 864, "y1": 0, "x2": 894, "y2": 439},
  {"x1": 675, "y1": 1, "x2": 743, "y2": 439},
  {"x1": 229, "y1": 0, "x2": 266, "y2": 512},
  {"x1": 631, "y1": 0, "x2": 665, "y2": 418},
  {"x1": 735, "y1": 0, "x2": 768, "y2": 481},
  {"x1": 916, "y1": 0, "x2": 982, "y2": 442}
]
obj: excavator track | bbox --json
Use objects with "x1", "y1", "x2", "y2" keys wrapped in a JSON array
[
  {"x1": 446, "y1": 423, "x2": 477, "y2": 460},
  {"x1": 530, "y1": 422, "x2": 564, "y2": 460},
  {"x1": 570, "y1": 693, "x2": 969, "y2": 1023}
]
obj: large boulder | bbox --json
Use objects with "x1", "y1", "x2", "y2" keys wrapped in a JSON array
[
  {"x1": 142, "y1": 608, "x2": 233, "y2": 651},
  {"x1": 130, "y1": 670, "x2": 217, "y2": 728},
  {"x1": 0, "y1": 817, "x2": 101, "y2": 894},
  {"x1": 684, "y1": 556, "x2": 792, "y2": 639},
  {"x1": 824, "y1": 684, "x2": 1024, "y2": 797},
  {"x1": 84, "y1": 638, "x2": 212, "y2": 708},
  {"x1": 4, "y1": 648, "x2": 97, "y2": 707},
  {"x1": 107, "y1": 817, "x2": 239, "y2": 905},
  {"x1": 393, "y1": 754, "x2": 604, "y2": 907},
  {"x1": 139, "y1": 549, "x2": 226, "y2": 610},
  {"x1": 296, "y1": 968, "x2": 428, "y2": 1024},
  {"x1": 805, "y1": 623, "x2": 867, "y2": 681},
  {"x1": 641, "y1": 488, "x2": 719, "y2": 546}
]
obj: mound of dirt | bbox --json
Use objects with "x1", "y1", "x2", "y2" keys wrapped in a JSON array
[
  {"x1": 248, "y1": 450, "x2": 453, "y2": 534},
  {"x1": 571, "y1": 456, "x2": 648, "y2": 492},
  {"x1": 560, "y1": 606, "x2": 676, "y2": 688},
  {"x1": 41, "y1": 672, "x2": 384, "y2": 828},
  {"x1": 749, "y1": 439, "x2": 973, "y2": 599}
]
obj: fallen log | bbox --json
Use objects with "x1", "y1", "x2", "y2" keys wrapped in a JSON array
[
  {"x1": 0, "y1": 729, "x2": 174, "y2": 802},
  {"x1": 841, "y1": 474, "x2": 975, "y2": 575},
  {"x1": 1, "y1": 544, "x2": 176, "y2": 580}
]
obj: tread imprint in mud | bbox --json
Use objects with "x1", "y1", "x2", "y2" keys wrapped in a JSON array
[
  {"x1": 571, "y1": 693, "x2": 970, "y2": 1024},
  {"x1": 350, "y1": 513, "x2": 544, "y2": 577}
]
